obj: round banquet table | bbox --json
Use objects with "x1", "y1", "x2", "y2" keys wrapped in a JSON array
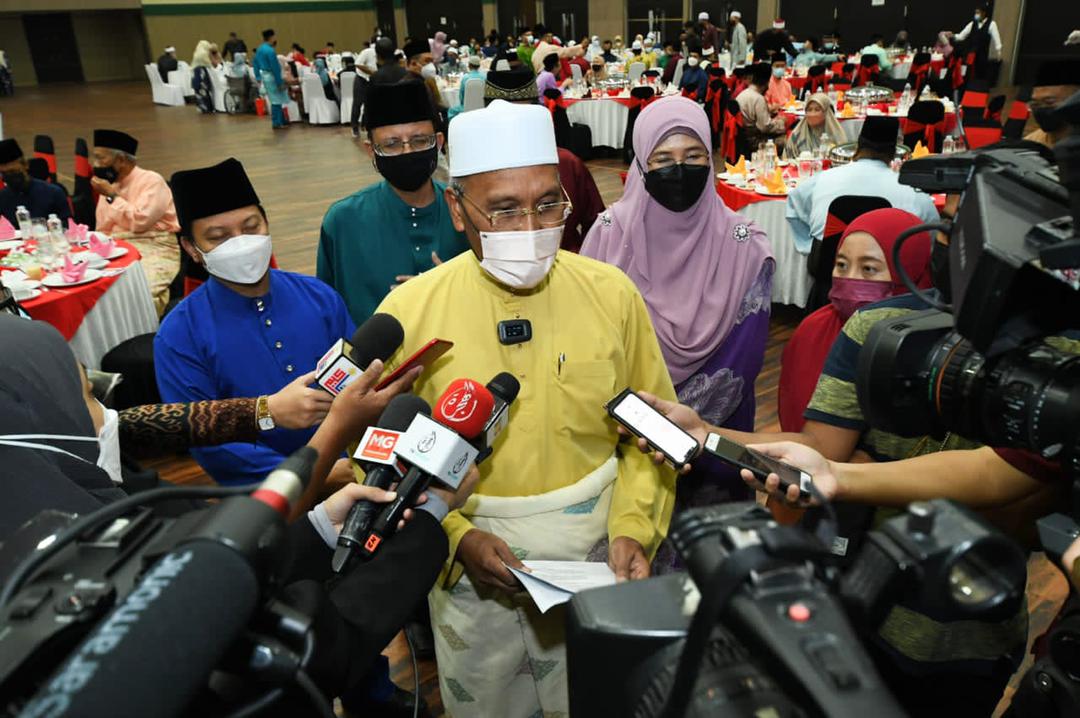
[
  {"x1": 18, "y1": 241, "x2": 159, "y2": 369},
  {"x1": 782, "y1": 105, "x2": 958, "y2": 143},
  {"x1": 565, "y1": 97, "x2": 631, "y2": 149}
]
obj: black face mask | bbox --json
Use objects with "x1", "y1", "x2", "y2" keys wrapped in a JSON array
[
  {"x1": 2, "y1": 171, "x2": 29, "y2": 193},
  {"x1": 93, "y1": 166, "x2": 118, "y2": 183},
  {"x1": 930, "y1": 239, "x2": 952, "y2": 303},
  {"x1": 374, "y1": 146, "x2": 438, "y2": 192},
  {"x1": 1032, "y1": 106, "x2": 1065, "y2": 133},
  {"x1": 642, "y1": 163, "x2": 710, "y2": 212}
]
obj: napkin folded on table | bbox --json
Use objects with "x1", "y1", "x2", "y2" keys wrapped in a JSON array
[
  {"x1": 60, "y1": 253, "x2": 89, "y2": 283},
  {"x1": 89, "y1": 232, "x2": 117, "y2": 257},
  {"x1": 66, "y1": 218, "x2": 89, "y2": 244},
  {"x1": 725, "y1": 156, "x2": 748, "y2": 176},
  {"x1": 0, "y1": 216, "x2": 16, "y2": 240},
  {"x1": 912, "y1": 141, "x2": 930, "y2": 158},
  {"x1": 760, "y1": 168, "x2": 788, "y2": 195},
  {"x1": 841, "y1": 103, "x2": 856, "y2": 118},
  {"x1": 1, "y1": 268, "x2": 29, "y2": 287}
]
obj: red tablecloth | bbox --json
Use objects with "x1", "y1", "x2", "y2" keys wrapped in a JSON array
[
  {"x1": 20, "y1": 240, "x2": 143, "y2": 340},
  {"x1": 563, "y1": 95, "x2": 637, "y2": 109},
  {"x1": 716, "y1": 179, "x2": 948, "y2": 214}
]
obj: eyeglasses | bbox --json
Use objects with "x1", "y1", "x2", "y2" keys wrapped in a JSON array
[
  {"x1": 455, "y1": 186, "x2": 573, "y2": 231},
  {"x1": 372, "y1": 134, "x2": 438, "y2": 157}
]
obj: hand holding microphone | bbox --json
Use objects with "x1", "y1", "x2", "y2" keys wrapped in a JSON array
[{"x1": 268, "y1": 370, "x2": 336, "y2": 429}]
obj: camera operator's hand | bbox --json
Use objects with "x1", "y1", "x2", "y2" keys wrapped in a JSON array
[
  {"x1": 1063, "y1": 536, "x2": 1080, "y2": 592},
  {"x1": 739, "y1": 441, "x2": 838, "y2": 506},
  {"x1": 456, "y1": 529, "x2": 524, "y2": 594},
  {"x1": 609, "y1": 536, "x2": 650, "y2": 582},
  {"x1": 614, "y1": 392, "x2": 707, "y2": 474},
  {"x1": 321, "y1": 481, "x2": 425, "y2": 533},
  {"x1": 267, "y1": 370, "x2": 335, "y2": 429}
]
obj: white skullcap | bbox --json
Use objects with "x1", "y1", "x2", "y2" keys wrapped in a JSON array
[
  {"x1": 773, "y1": 18, "x2": 786, "y2": 29},
  {"x1": 632, "y1": 40, "x2": 643, "y2": 50},
  {"x1": 450, "y1": 39, "x2": 459, "y2": 46},
  {"x1": 165, "y1": 46, "x2": 176, "y2": 52},
  {"x1": 449, "y1": 100, "x2": 558, "y2": 178},
  {"x1": 592, "y1": 35, "x2": 600, "y2": 42},
  {"x1": 698, "y1": 11, "x2": 709, "y2": 21},
  {"x1": 568, "y1": 40, "x2": 578, "y2": 47},
  {"x1": 468, "y1": 55, "x2": 481, "y2": 67},
  {"x1": 730, "y1": 10, "x2": 741, "y2": 20}
]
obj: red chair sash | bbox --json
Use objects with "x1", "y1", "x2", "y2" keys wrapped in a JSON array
[
  {"x1": 629, "y1": 94, "x2": 658, "y2": 112},
  {"x1": 74, "y1": 155, "x2": 91, "y2": 178},
  {"x1": 1007, "y1": 101, "x2": 1029, "y2": 121},
  {"x1": 722, "y1": 75, "x2": 736, "y2": 90},
  {"x1": 721, "y1": 110, "x2": 743, "y2": 163},
  {"x1": 544, "y1": 95, "x2": 569, "y2": 118},
  {"x1": 823, "y1": 212, "x2": 847, "y2": 241},
  {"x1": 965, "y1": 125, "x2": 1003, "y2": 149},
  {"x1": 830, "y1": 61, "x2": 846, "y2": 75},
  {"x1": 808, "y1": 74, "x2": 826, "y2": 94},
  {"x1": 33, "y1": 151, "x2": 58, "y2": 175},
  {"x1": 681, "y1": 88, "x2": 699, "y2": 102},
  {"x1": 709, "y1": 95, "x2": 723, "y2": 135},
  {"x1": 903, "y1": 118, "x2": 946, "y2": 151},
  {"x1": 856, "y1": 65, "x2": 876, "y2": 86}
]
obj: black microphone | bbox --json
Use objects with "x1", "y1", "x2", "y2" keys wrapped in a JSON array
[
  {"x1": 20, "y1": 448, "x2": 318, "y2": 718},
  {"x1": 332, "y1": 394, "x2": 431, "y2": 573},
  {"x1": 472, "y1": 372, "x2": 520, "y2": 464},
  {"x1": 316, "y1": 313, "x2": 404, "y2": 395}
]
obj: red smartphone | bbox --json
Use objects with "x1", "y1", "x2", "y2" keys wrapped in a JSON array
[{"x1": 375, "y1": 338, "x2": 453, "y2": 390}]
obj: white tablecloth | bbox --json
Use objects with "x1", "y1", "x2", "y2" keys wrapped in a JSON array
[
  {"x1": 738, "y1": 199, "x2": 811, "y2": 307},
  {"x1": 441, "y1": 86, "x2": 459, "y2": 109},
  {"x1": 566, "y1": 99, "x2": 629, "y2": 149},
  {"x1": 68, "y1": 260, "x2": 159, "y2": 369}
]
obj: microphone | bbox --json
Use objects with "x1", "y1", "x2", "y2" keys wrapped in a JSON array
[
  {"x1": 472, "y1": 372, "x2": 520, "y2": 464},
  {"x1": 360, "y1": 379, "x2": 493, "y2": 558},
  {"x1": 315, "y1": 313, "x2": 404, "y2": 395},
  {"x1": 332, "y1": 394, "x2": 431, "y2": 573},
  {"x1": 21, "y1": 448, "x2": 318, "y2": 718}
]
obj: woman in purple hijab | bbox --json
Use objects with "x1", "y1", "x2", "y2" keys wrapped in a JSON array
[{"x1": 582, "y1": 95, "x2": 774, "y2": 513}]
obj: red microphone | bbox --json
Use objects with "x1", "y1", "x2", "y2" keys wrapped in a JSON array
[{"x1": 433, "y1": 378, "x2": 495, "y2": 439}]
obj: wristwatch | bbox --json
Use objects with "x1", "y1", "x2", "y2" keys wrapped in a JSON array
[{"x1": 256, "y1": 395, "x2": 275, "y2": 431}]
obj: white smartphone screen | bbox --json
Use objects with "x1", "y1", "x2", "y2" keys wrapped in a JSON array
[{"x1": 611, "y1": 392, "x2": 699, "y2": 464}]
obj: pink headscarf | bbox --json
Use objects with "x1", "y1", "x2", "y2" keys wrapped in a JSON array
[
  {"x1": 581, "y1": 95, "x2": 772, "y2": 384},
  {"x1": 430, "y1": 31, "x2": 447, "y2": 62}
]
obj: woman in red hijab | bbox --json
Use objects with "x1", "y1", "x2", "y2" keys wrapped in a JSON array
[{"x1": 778, "y1": 208, "x2": 933, "y2": 432}]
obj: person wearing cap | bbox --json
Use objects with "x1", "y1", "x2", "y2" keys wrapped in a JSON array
[
  {"x1": 458, "y1": 54, "x2": 485, "y2": 106},
  {"x1": 737, "y1": 62, "x2": 787, "y2": 146},
  {"x1": 697, "y1": 11, "x2": 723, "y2": 60},
  {"x1": 753, "y1": 18, "x2": 799, "y2": 63},
  {"x1": 1025, "y1": 58, "x2": 1080, "y2": 149},
  {"x1": 374, "y1": 100, "x2": 675, "y2": 716},
  {"x1": 401, "y1": 37, "x2": 447, "y2": 119},
  {"x1": 91, "y1": 128, "x2": 180, "y2": 312},
  {"x1": 678, "y1": 44, "x2": 708, "y2": 101},
  {"x1": 156, "y1": 46, "x2": 178, "y2": 83},
  {"x1": 319, "y1": 81, "x2": 468, "y2": 325},
  {"x1": 765, "y1": 53, "x2": 794, "y2": 109},
  {"x1": 253, "y1": 28, "x2": 288, "y2": 129},
  {"x1": 785, "y1": 116, "x2": 938, "y2": 254},
  {"x1": 0, "y1": 138, "x2": 70, "y2": 227},
  {"x1": 729, "y1": 10, "x2": 748, "y2": 66}
]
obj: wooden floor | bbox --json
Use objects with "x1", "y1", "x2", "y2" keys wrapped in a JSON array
[{"x1": 4, "y1": 81, "x2": 1062, "y2": 717}]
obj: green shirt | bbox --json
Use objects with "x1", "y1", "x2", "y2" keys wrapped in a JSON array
[{"x1": 317, "y1": 179, "x2": 470, "y2": 324}]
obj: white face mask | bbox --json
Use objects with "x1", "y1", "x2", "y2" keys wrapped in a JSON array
[
  {"x1": 198, "y1": 233, "x2": 273, "y2": 284},
  {"x1": 421, "y1": 62, "x2": 437, "y2": 79},
  {"x1": 478, "y1": 226, "x2": 561, "y2": 289},
  {"x1": 687, "y1": 56, "x2": 700, "y2": 67},
  {"x1": 96, "y1": 402, "x2": 123, "y2": 484}
]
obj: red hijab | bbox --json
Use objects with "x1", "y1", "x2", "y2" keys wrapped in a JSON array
[{"x1": 778, "y1": 208, "x2": 933, "y2": 432}]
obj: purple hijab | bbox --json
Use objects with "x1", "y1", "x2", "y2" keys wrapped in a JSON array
[
  {"x1": 430, "y1": 31, "x2": 448, "y2": 63},
  {"x1": 582, "y1": 95, "x2": 772, "y2": 384}
]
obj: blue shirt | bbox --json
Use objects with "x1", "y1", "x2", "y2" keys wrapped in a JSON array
[
  {"x1": 154, "y1": 270, "x2": 354, "y2": 485},
  {"x1": 253, "y1": 42, "x2": 282, "y2": 85},
  {"x1": 0, "y1": 178, "x2": 70, "y2": 227}
]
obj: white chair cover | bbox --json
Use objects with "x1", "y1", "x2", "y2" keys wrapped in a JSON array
[
  {"x1": 463, "y1": 77, "x2": 486, "y2": 112},
  {"x1": 339, "y1": 71, "x2": 356, "y2": 124},
  {"x1": 328, "y1": 53, "x2": 343, "y2": 73},
  {"x1": 300, "y1": 74, "x2": 340, "y2": 124},
  {"x1": 144, "y1": 64, "x2": 185, "y2": 106},
  {"x1": 285, "y1": 99, "x2": 302, "y2": 123},
  {"x1": 167, "y1": 68, "x2": 195, "y2": 97},
  {"x1": 628, "y1": 62, "x2": 646, "y2": 83},
  {"x1": 571, "y1": 63, "x2": 583, "y2": 84},
  {"x1": 207, "y1": 68, "x2": 228, "y2": 112},
  {"x1": 671, "y1": 58, "x2": 686, "y2": 89}
]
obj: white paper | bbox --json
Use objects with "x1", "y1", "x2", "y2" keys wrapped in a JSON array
[{"x1": 506, "y1": 561, "x2": 616, "y2": 613}]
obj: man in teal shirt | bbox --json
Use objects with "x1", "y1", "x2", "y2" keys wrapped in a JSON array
[
  {"x1": 252, "y1": 28, "x2": 286, "y2": 129},
  {"x1": 318, "y1": 80, "x2": 469, "y2": 324},
  {"x1": 459, "y1": 55, "x2": 485, "y2": 105},
  {"x1": 859, "y1": 33, "x2": 892, "y2": 71},
  {"x1": 793, "y1": 36, "x2": 843, "y2": 69}
]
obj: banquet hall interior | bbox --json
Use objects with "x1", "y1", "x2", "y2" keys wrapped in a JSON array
[{"x1": 1, "y1": 0, "x2": 1078, "y2": 716}]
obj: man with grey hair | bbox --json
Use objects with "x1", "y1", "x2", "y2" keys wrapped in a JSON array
[{"x1": 92, "y1": 129, "x2": 179, "y2": 312}]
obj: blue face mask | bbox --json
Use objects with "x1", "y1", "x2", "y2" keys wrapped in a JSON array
[{"x1": 772, "y1": 67, "x2": 785, "y2": 78}]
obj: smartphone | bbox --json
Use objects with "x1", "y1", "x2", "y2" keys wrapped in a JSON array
[
  {"x1": 375, "y1": 338, "x2": 453, "y2": 390},
  {"x1": 606, "y1": 388, "x2": 700, "y2": 468},
  {"x1": 704, "y1": 433, "x2": 813, "y2": 501}
]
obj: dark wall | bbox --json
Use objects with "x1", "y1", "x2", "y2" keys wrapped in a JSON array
[
  {"x1": 1014, "y1": 0, "x2": 1080, "y2": 85},
  {"x1": 627, "y1": 0, "x2": 682, "y2": 45},
  {"x1": 406, "y1": 0, "x2": 484, "y2": 44},
  {"x1": 546, "y1": 0, "x2": 589, "y2": 45}
]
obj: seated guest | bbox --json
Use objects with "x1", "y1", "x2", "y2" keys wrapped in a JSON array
[
  {"x1": 156, "y1": 158, "x2": 353, "y2": 486},
  {"x1": 793, "y1": 36, "x2": 842, "y2": 69},
  {"x1": 289, "y1": 43, "x2": 311, "y2": 67},
  {"x1": 1025, "y1": 58, "x2": 1080, "y2": 149},
  {"x1": 583, "y1": 95, "x2": 773, "y2": 510},
  {"x1": 933, "y1": 31, "x2": 954, "y2": 59},
  {"x1": 91, "y1": 129, "x2": 180, "y2": 314},
  {"x1": 782, "y1": 92, "x2": 844, "y2": 159},
  {"x1": 777, "y1": 208, "x2": 931, "y2": 431},
  {"x1": 536, "y1": 51, "x2": 570, "y2": 96},
  {"x1": 678, "y1": 48, "x2": 708, "y2": 101},
  {"x1": 600, "y1": 38, "x2": 618, "y2": 63},
  {"x1": 765, "y1": 53, "x2": 794, "y2": 108},
  {"x1": 858, "y1": 33, "x2": 892, "y2": 70},
  {"x1": 319, "y1": 81, "x2": 468, "y2": 324},
  {"x1": 737, "y1": 62, "x2": 787, "y2": 147},
  {"x1": 786, "y1": 116, "x2": 938, "y2": 253},
  {"x1": 0, "y1": 139, "x2": 70, "y2": 226},
  {"x1": 483, "y1": 68, "x2": 605, "y2": 251},
  {"x1": 314, "y1": 56, "x2": 337, "y2": 101},
  {"x1": 375, "y1": 99, "x2": 676, "y2": 717},
  {"x1": 156, "y1": 45, "x2": 178, "y2": 83},
  {"x1": 658, "y1": 40, "x2": 679, "y2": 73}
]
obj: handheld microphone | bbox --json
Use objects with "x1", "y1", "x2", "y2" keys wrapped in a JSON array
[
  {"x1": 332, "y1": 394, "x2": 431, "y2": 573},
  {"x1": 473, "y1": 372, "x2": 520, "y2": 464},
  {"x1": 360, "y1": 379, "x2": 492, "y2": 558},
  {"x1": 315, "y1": 313, "x2": 404, "y2": 395},
  {"x1": 21, "y1": 448, "x2": 318, "y2": 718}
]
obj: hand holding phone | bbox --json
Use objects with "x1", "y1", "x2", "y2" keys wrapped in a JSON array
[
  {"x1": 703, "y1": 434, "x2": 816, "y2": 503},
  {"x1": 375, "y1": 339, "x2": 453, "y2": 390},
  {"x1": 606, "y1": 388, "x2": 701, "y2": 469}
]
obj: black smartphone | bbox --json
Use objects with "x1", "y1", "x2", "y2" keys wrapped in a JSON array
[
  {"x1": 703, "y1": 433, "x2": 814, "y2": 501},
  {"x1": 605, "y1": 388, "x2": 700, "y2": 469}
]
